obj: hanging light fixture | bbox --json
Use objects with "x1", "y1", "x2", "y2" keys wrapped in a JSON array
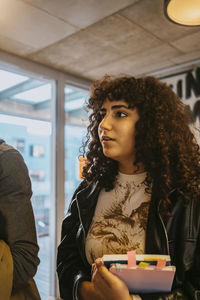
[{"x1": 164, "y1": 0, "x2": 200, "y2": 26}]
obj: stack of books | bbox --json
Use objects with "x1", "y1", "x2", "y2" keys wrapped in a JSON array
[{"x1": 102, "y1": 252, "x2": 176, "y2": 293}]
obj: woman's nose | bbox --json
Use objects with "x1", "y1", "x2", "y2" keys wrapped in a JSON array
[{"x1": 99, "y1": 115, "x2": 112, "y2": 131}]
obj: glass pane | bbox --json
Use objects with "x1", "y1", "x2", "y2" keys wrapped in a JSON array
[
  {"x1": 64, "y1": 84, "x2": 89, "y2": 210},
  {"x1": 0, "y1": 68, "x2": 52, "y2": 299}
]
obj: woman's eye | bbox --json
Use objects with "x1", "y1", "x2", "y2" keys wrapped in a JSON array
[
  {"x1": 116, "y1": 111, "x2": 127, "y2": 118},
  {"x1": 99, "y1": 112, "x2": 106, "y2": 119}
]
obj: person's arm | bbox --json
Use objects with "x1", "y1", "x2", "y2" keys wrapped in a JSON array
[
  {"x1": 0, "y1": 147, "x2": 39, "y2": 288},
  {"x1": 57, "y1": 182, "x2": 91, "y2": 300}
]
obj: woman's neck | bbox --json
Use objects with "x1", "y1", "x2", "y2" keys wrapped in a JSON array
[{"x1": 119, "y1": 162, "x2": 145, "y2": 175}]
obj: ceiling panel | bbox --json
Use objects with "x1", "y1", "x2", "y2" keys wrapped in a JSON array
[
  {"x1": 170, "y1": 50, "x2": 200, "y2": 65},
  {"x1": 84, "y1": 44, "x2": 182, "y2": 79},
  {"x1": 171, "y1": 31, "x2": 200, "y2": 53},
  {"x1": 0, "y1": 34, "x2": 36, "y2": 55},
  {"x1": 28, "y1": 29, "x2": 103, "y2": 68},
  {"x1": 0, "y1": 0, "x2": 199, "y2": 80},
  {"x1": 85, "y1": 14, "x2": 162, "y2": 54},
  {"x1": 23, "y1": 0, "x2": 139, "y2": 28},
  {"x1": 0, "y1": 0, "x2": 77, "y2": 49}
]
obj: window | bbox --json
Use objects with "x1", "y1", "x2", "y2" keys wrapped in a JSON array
[
  {"x1": 0, "y1": 53, "x2": 91, "y2": 299},
  {"x1": 0, "y1": 67, "x2": 53, "y2": 300},
  {"x1": 64, "y1": 84, "x2": 89, "y2": 210},
  {"x1": 30, "y1": 144, "x2": 45, "y2": 157},
  {"x1": 13, "y1": 138, "x2": 25, "y2": 153}
]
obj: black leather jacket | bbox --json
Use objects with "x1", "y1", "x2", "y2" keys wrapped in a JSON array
[{"x1": 57, "y1": 180, "x2": 200, "y2": 300}]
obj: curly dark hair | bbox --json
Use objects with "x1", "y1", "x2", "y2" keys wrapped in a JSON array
[{"x1": 81, "y1": 75, "x2": 200, "y2": 213}]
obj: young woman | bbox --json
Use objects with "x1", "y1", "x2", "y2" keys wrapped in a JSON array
[{"x1": 57, "y1": 75, "x2": 200, "y2": 300}]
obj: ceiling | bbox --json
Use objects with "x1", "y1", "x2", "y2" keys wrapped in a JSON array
[{"x1": 0, "y1": 0, "x2": 200, "y2": 81}]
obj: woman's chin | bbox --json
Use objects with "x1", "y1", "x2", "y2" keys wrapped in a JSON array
[{"x1": 103, "y1": 152, "x2": 117, "y2": 161}]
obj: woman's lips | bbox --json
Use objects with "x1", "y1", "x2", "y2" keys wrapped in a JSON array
[
  {"x1": 101, "y1": 136, "x2": 114, "y2": 141},
  {"x1": 101, "y1": 136, "x2": 115, "y2": 144}
]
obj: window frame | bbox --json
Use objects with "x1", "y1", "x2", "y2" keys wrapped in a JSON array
[{"x1": 0, "y1": 49, "x2": 91, "y2": 299}]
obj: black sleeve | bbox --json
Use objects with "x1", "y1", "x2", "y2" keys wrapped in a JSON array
[
  {"x1": 57, "y1": 183, "x2": 90, "y2": 300},
  {"x1": 0, "y1": 147, "x2": 40, "y2": 288}
]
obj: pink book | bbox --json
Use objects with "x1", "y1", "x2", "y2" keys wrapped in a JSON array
[{"x1": 109, "y1": 263, "x2": 176, "y2": 293}]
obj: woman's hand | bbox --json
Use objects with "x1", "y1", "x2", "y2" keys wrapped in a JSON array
[
  {"x1": 78, "y1": 281, "x2": 104, "y2": 300},
  {"x1": 92, "y1": 258, "x2": 132, "y2": 300}
]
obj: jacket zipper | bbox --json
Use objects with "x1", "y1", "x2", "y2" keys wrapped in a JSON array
[
  {"x1": 157, "y1": 200, "x2": 170, "y2": 255},
  {"x1": 157, "y1": 188, "x2": 176, "y2": 256}
]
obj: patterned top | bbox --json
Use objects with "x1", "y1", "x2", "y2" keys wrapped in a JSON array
[{"x1": 85, "y1": 171, "x2": 151, "y2": 265}]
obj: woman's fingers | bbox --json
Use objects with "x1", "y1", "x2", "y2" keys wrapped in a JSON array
[
  {"x1": 92, "y1": 259, "x2": 132, "y2": 300},
  {"x1": 93, "y1": 258, "x2": 122, "y2": 289}
]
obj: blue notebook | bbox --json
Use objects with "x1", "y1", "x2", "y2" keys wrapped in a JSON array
[{"x1": 102, "y1": 253, "x2": 171, "y2": 268}]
